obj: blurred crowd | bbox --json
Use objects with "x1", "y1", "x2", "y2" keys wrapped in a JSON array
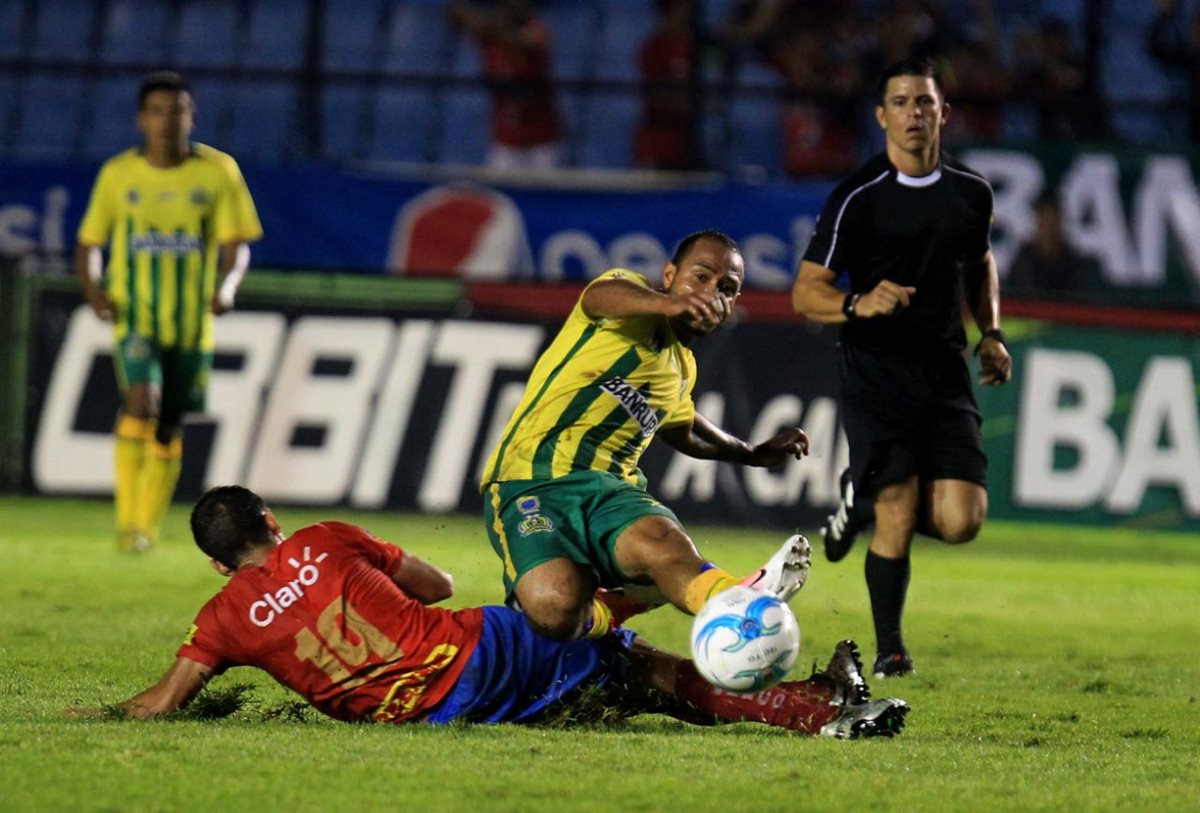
[{"x1": 450, "y1": 0, "x2": 1200, "y2": 178}]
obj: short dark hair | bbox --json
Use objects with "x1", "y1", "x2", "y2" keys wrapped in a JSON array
[
  {"x1": 671, "y1": 229, "x2": 739, "y2": 267},
  {"x1": 190, "y1": 485, "x2": 272, "y2": 568},
  {"x1": 877, "y1": 58, "x2": 944, "y2": 104},
  {"x1": 138, "y1": 70, "x2": 190, "y2": 109}
]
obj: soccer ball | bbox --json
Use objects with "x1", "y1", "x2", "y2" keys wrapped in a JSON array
[{"x1": 690, "y1": 585, "x2": 801, "y2": 693}]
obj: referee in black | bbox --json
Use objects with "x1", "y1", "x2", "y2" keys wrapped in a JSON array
[{"x1": 792, "y1": 58, "x2": 1012, "y2": 678}]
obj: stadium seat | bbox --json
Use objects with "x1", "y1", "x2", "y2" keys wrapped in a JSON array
[
  {"x1": 438, "y1": 89, "x2": 489, "y2": 165},
  {"x1": 31, "y1": 0, "x2": 98, "y2": 61},
  {"x1": 1102, "y1": 1, "x2": 1180, "y2": 143},
  {"x1": 100, "y1": 0, "x2": 172, "y2": 66},
  {"x1": 174, "y1": 0, "x2": 240, "y2": 68},
  {"x1": 188, "y1": 77, "x2": 235, "y2": 152},
  {"x1": 578, "y1": 92, "x2": 638, "y2": 169},
  {"x1": 319, "y1": 84, "x2": 371, "y2": 162},
  {"x1": 595, "y1": 0, "x2": 657, "y2": 82},
  {"x1": 321, "y1": 0, "x2": 387, "y2": 70},
  {"x1": 728, "y1": 94, "x2": 783, "y2": 177},
  {"x1": 12, "y1": 74, "x2": 86, "y2": 160},
  {"x1": 243, "y1": 0, "x2": 309, "y2": 70},
  {"x1": 82, "y1": 76, "x2": 141, "y2": 160},
  {"x1": 541, "y1": 1, "x2": 601, "y2": 80},
  {"x1": 229, "y1": 81, "x2": 297, "y2": 165},
  {"x1": 382, "y1": 0, "x2": 455, "y2": 76},
  {"x1": 449, "y1": 31, "x2": 483, "y2": 78},
  {"x1": 0, "y1": 1, "x2": 30, "y2": 60},
  {"x1": 365, "y1": 87, "x2": 436, "y2": 163}
]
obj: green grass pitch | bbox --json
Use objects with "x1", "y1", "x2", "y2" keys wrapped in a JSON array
[{"x1": 1, "y1": 496, "x2": 1197, "y2": 812}]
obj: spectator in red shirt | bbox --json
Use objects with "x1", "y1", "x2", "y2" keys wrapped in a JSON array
[
  {"x1": 635, "y1": 0, "x2": 703, "y2": 171},
  {"x1": 70, "y1": 485, "x2": 909, "y2": 739},
  {"x1": 450, "y1": 0, "x2": 563, "y2": 169}
]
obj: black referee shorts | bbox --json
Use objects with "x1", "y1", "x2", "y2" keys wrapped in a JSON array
[{"x1": 839, "y1": 342, "x2": 987, "y2": 497}]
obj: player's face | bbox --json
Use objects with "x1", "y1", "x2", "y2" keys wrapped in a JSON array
[
  {"x1": 876, "y1": 75, "x2": 946, "y2": 153},
  {"x1": 665, "y1": 236, "x2": 744, "y2": 336},
  {"x1": 137, "y1": 89, "x2": 195, "y2": 152}
]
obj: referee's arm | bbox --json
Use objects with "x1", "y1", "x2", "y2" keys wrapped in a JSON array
[
  {"x1": 964, "y1": 249, "x2": 1012, "y2": 385},
  {"x1": 792, "y1": 260, "x2": 915, "y2": 322}
]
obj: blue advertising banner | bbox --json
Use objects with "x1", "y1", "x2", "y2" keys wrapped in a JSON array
[
  {"x1": 0, "y1": 158, "x2": 830, "y2": 289},
  {"x1": 9, "y1": 142, "x2": 1200, "y2": 302}
]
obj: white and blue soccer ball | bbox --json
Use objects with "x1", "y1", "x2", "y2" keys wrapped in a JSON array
[{"x1": 690, "y1": 585, "x2": 801, "y2": 693}]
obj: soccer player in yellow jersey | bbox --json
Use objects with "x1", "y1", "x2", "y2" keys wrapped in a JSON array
[
  {"x1": 482, "y1": 230, "x2": 813, "y2": 641},
  {"x1": 74, "y1": 71, "x2": 263, "y2": 553}
]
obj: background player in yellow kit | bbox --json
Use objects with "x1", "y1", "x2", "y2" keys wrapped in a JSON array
[{"x1": 74, "y1": 71, "x2": 263, "y2": 552}]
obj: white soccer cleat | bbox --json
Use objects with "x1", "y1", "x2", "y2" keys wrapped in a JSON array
[
  {"x1": 819, "y1": 697, "x2": 910, "y2": 739},
  {"x1": 742, "y1": 533, "x2": 812, "y2": 602}
]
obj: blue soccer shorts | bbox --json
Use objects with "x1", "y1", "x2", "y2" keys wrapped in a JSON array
[{"x1": 423, "y1": 606, "x2": 635, "y2": 724}]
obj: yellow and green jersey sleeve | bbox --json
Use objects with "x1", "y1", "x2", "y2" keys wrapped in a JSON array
[
  {"x1": 481, "y1": 268, "x2": 697, "y2": 488},
  {"x1": 76, "y1": 143, "x2": 263, "y2": 351}
]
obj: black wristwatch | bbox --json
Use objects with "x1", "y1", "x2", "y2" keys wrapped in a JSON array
[
  {"x1": 842, "y1": 293, "x2": 861, "y2": 320},
  {"x1": 974, "y1": 327, "x2": 1006, "y2": 355}
]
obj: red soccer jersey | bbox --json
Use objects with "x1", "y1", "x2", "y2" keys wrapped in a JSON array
[{"x1": 176, "y1": 522, "x2": 484, "y2": 723}]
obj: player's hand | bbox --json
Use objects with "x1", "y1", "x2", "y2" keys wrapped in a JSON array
[
  {"x1": 210, "y1": 291, "x2": 233, "y2": 316},
  {"x1": 856, "y1": 281, "x2": 917, "y2": 318},
  {"x1": 978, "y1": 337, "x2": 1012, "y2": 385},
  {"x1": 86, "y1": 289, "x2": 114, "y2": 321},
  {"x1": 747, "y1": 427, "x2": 809, "y2": 467},
  {"x1": 662, "y1": 290, "x2": 730, "y2": 332}
]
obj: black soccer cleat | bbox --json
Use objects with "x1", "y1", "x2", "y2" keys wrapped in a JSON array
[
  {"x1": 822, "y1": 639, "x2": 870, "y2": 706},
  {"x1": 873, "y1": 650, "x2": 915, "y2": 678},
  {"x1": 822, "y1": 468, "x2": 866, "y2": 562}
]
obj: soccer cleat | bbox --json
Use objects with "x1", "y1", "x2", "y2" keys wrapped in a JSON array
[
  {"x1": 819, "y1": 697, "x2": 910, "y2": 739},
  {"x1": 822, "y1": 639, "x2": 870, "y2": 706},
  {"x1": 117, "y1": 531, "x2": 154, "y2": 554},
  {"x1": 741, "y1": 534, "x2": 812, "y2": 601},
  {"x1": 873, "y1": 650, "x2": 915, "y2": 678},
  {"x1": 822, "y1": 468, "x2": 866, "y2": 563}
]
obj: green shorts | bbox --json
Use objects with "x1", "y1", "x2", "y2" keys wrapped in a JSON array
[
  {"x1": 113, "y1": 334, "x2": 212, "y2": 416},
  {"x1": 482, "y1": 470, "x2": 680, "y2": 604}
]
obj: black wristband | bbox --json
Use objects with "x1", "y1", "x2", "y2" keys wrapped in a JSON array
[
  {"x1": 842, "y1": 293, "x2": 861, "y2": 321},
  {"x1": 974, "y1": 327, "x2": 1006, "y2": 355}
]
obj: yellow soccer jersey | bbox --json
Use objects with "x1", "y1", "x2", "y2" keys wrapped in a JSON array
[
  {"x1": 482, "y1": 269, "x2": 697, "y2": 487},
  {"x1": 77, "y1": 143, "x2": 263, "y2": 351}
]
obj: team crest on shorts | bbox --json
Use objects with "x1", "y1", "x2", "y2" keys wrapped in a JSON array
[
  {"x1": 515, "y1": 496, "x2": 553, "y2": 535},
  {"x1": 125, "y1": 335, "x2": 151, "y2": 361},
  {"x1": 518, "y1": 514, "x2": 555, "y2": 536}
]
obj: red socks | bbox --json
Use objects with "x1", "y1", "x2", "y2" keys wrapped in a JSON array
[{"x1": 672, "y1": 662, "x2": 841, "y2": 734}]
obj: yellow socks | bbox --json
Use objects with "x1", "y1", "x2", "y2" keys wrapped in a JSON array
[
  {"x1": 582, "y1": 598, "x2": 615, "y2": 639},
  {"x1": 683, "y1": 566, "x2": 739, "y2": 614},
  {"x1": 114, "y1": 416, "x2": 154, "y2": 549},
  {"x1": 134, "y1": 433, "x2": 183, "y2": 547}
]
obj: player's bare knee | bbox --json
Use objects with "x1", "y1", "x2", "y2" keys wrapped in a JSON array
[
  {"x1": 939, "y1": 510, "x2": 984, "y2": 544},
  {"x1": 522, "y1": 599, "x2": 589, "y2": 641},
  {"x1": 514, "y1": 575, "x2": 593, "y2": 641}
]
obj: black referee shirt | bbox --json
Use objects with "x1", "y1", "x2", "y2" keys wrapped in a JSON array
[{"x1": 803, "y1": 152, "x2": 994, "y2": 357}]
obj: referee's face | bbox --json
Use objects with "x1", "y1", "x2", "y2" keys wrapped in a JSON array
[
  {"x1": 876, "y1": 75, "x2": 945, "y2": 153},
  {"x1": 663, "y1": 236, "x2": 744, "y2": 336}
]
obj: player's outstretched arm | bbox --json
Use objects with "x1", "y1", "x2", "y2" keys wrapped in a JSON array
[
  {"x1": 582, "y1": 277, "x2": 724, "y2": 327},
  {"x1": 659, "y1": 415, "x2": 807, "y2": 466},
  {"x1": 390, "y1": 552, "x2": 455, "y2": 605},
  {"x1": 69, "y1": 657, "x2": 215, "y2": 720}
]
